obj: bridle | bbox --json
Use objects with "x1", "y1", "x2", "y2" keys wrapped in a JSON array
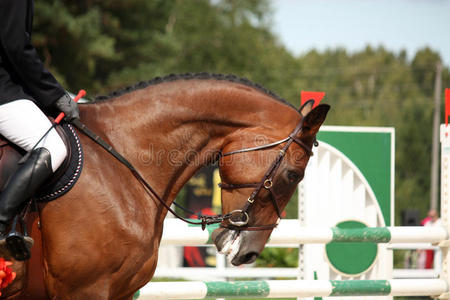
[
  {"x1": 217, "y1": 117, "x2": 315, "y2": 231},
  {"x1": 71, "y1": 115, "x2": 315, "y2": 232}
]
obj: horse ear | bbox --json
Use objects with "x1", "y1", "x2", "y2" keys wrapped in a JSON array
[
  {"x1": 302, "y1": 104, "x2": 331, "y2": 136},
  {"x1": 299, "y1": 100, "x2": 314, "y2": 116}
]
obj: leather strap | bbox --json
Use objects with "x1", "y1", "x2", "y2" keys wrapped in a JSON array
[
  {"x1": 218, "y1": 118, "x2": 315, "y2": 231},
  {"x1": 218, "y1": 183, "x2": 259, "y2": 189},
  {"x1": 72, "y1": 119, "x2": 227, "y2": 230},
  {"x1": 71, "y1": 116, "x2": 315, "y2": 232}
]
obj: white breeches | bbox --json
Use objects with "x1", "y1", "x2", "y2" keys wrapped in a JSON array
[{"x1": 0, "y1": 99, "x2": 67, "y2": 172}]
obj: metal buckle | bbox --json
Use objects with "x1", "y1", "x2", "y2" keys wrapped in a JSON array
[
  {"x1": 228, "y1": 210, "x2": 249, "y2": 227},
  {"x1": 263, "y1": 179, "x2": 273, "y2": 189}
]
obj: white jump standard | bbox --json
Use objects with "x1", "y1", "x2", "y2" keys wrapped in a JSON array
[{"x1": 143, "y1": 124, "x2": 450, "y2": 299}]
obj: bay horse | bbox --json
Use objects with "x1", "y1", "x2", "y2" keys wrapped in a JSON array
[{"x1": 2, "y1": 73, "x2": 329, "y2": 299}]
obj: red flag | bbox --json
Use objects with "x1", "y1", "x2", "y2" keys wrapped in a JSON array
[
  {"x1": 446, "y1": 88, "x2": 450, "y2": 127},
  {"x1": 300, "y1": 91, "x2": 325, "y2": 108}
]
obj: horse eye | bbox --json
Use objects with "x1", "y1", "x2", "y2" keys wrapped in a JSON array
[{"x1": 287, "y1": 170, "x2": 303, "y2": 183}]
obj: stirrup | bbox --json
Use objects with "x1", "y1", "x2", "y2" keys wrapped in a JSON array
[{"x1": 5, "y1": 216, "x2": 34, "y2": 261}]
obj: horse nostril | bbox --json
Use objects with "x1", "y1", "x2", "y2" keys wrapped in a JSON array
[
  {"x1": 244, "y1": 252, "x2": 258, "y2": 264},
  {"x1": 231, "y1": 251, "x2": 260, "y2": 266}
]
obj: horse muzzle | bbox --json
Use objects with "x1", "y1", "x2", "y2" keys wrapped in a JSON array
[{"x1": 211, "y1": 227, "x2": 265, "y2": 266}]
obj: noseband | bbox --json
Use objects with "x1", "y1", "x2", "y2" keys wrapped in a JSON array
[{"x1": 218, "y1": 118, "x2": 315, "y2": 231}]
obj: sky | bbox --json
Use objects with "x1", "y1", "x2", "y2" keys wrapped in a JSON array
[{"x1": 271, "y1": 0, "x2": 450, "y2": 67}]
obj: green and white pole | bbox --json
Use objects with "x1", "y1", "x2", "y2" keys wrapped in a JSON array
[
  {"x1": 160, "y1": 219, "x2": 448, "y2": 246},
  {"x1": 140, "y1": 279, "x2": 448, "y2": 299}
]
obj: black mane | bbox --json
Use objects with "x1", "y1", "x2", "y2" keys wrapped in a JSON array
[{"x1": 93, "y1": 73, "x2": 296, "y2": 110}]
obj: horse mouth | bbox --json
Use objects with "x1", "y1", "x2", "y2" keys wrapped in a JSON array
[
  {"x1": 211, "y1": 228, "x2": 260, "y2": 266},
  {"x1": 233, "y1": 251, "x2": 258, "y2": 265}
]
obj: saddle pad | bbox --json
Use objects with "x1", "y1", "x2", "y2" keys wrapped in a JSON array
[{"x1": 34, "y1": 124, "x2": 83, "y2": 202}]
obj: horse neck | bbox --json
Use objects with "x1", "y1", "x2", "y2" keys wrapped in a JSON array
[{"x1": 80, "y1": 81, "x2": 300, "y2": 207}]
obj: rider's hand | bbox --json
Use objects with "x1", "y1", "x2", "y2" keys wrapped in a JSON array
[{"x1": 54, "y1": 93, "x2": 80, "y2": 121}]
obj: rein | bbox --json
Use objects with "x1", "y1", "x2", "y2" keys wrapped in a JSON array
[
  {"x1": 71, "y1": 119, "x2": 229, "y2": 230},
  {"x1": 71, "y1": 115, "x2": 314, "y2": 232}
]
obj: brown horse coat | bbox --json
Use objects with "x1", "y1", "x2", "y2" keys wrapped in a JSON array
[{"x1": 2, "y1": 74, "x2": 329, "y2": 299}]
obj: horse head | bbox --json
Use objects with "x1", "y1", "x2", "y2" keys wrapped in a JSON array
[{"x1": 212, "y1": 100, "x2": 330, "y2": 265}]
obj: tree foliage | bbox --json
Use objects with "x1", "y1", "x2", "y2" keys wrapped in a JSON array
[{"x1": 31, "y1": 0, "x2": 450, "y2": 223}]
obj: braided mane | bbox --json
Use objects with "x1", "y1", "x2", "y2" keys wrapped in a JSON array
[{"x1": 93, "y1": 73, "x2": 295, "y2": 110}]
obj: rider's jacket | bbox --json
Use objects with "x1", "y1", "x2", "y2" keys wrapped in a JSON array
[{"x1": 0, "y1": 0, "x2": 65, "y2": 109}]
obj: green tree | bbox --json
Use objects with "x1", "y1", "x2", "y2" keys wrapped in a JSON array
[{"x1": 33, "y1": 0, "x2": 175, "y2": 93}]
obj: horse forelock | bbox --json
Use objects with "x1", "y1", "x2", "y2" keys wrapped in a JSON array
[{"x1": 92, "y1": 73, "x2": 297, "y2": 111}]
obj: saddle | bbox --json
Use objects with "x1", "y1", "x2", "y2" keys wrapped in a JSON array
[
  {"x1": 0, "y1": 123, "x2": 83, "y2": 262},
  {"x1": 0, "y1": 123, "x2": 83, "y2": 201}
]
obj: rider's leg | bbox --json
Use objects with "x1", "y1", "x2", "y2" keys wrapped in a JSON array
[{"x1": 0, "y1": 99, "x2": 67, "y2": 234}]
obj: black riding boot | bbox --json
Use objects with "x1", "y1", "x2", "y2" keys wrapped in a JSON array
[{"x1": 0, "y1": 148, "x2": 53, "y2": 259}]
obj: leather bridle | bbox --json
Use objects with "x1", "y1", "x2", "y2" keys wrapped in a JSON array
[
  {"x1": 217, "y1": 117, "x2": 315, "y2": 231},
  {"x1": 72, "y1": 116, "x2": 315, "y2": 232}
]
